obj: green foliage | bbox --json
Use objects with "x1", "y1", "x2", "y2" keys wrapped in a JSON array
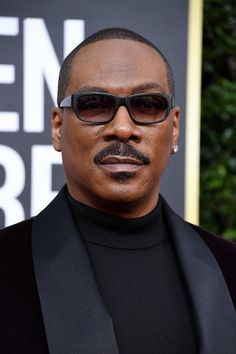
[{"x1": 200, "y1": 0, "x2": 236, "y2": 240}]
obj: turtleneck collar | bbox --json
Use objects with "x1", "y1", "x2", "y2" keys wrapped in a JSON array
[{"x1": 67, "y1": 191, "x2": 168, "y2": 249}]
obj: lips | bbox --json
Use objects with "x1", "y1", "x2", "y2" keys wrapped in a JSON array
[
  {"x1": 94, "y1": 142, "x2": 150, "y2": 166},
  {"x1": 99, "y1": 156, "x2": 144, "y2": 172}
]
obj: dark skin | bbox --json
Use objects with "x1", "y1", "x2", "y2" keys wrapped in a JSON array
[{"x1": 52, "y1": 39, "x2": 180, "y2": 218}]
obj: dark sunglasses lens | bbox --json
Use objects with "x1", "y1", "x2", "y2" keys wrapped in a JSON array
[
  {"x1": 130, "y1": 95, "x2": 169, "y2": 123},
  {"x1": 76, "y1": 94, "x2": 115, "y2": 123}
]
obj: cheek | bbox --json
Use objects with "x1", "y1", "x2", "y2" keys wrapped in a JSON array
[
  {"x1": 147, "y1": 125, "x2": 173, "y2": 157},
  {"x1": 61, "y1": 120, "x2": 101, "y2": 168},
  {"x1": 146, "y1": 127, "x2": 173, "y2": 176}
]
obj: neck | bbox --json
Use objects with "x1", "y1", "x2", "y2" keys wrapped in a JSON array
[{"x1": 67, "y1": 186, "x2": 160, "y2": 218}]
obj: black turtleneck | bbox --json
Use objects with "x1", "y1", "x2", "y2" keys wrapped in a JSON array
[{"x1": 67, "y1": 192, "x2": 197, "y2": 354}]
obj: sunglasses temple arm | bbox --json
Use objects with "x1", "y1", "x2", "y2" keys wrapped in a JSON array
[{"x1": 59, "y1": 95, "x2": 72, "y2": 108}]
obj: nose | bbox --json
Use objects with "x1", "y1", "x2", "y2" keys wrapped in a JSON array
[{"x1": 103, "y1": 106, "x2": 142, "y2": 143}]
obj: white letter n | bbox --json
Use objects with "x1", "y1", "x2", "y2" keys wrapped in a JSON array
[{"x1": 23, "y1": 18, "x2": 60, "y2": 133}]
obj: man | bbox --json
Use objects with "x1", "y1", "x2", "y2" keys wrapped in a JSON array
[{"x1": 0, "y1": 28, "x2": 235, "y2": 354}]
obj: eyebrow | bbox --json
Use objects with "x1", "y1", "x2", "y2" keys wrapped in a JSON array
[
  {"x1": 76, "y1": 82, "x2": 165, "y2": 94},
  {"x1": 132, "y1": 82, "x2": 164, "y2": 93}
]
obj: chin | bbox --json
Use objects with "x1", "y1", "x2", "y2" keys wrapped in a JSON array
[{"x1": 110, "y1": 171, "x2": 136, "y2": 181}]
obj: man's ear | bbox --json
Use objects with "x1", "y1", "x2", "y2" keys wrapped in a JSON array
[
  {"x1": 172, "y1": 106, "x2": 180, "y2": 146},
  {"x1": 51, "y1": 107, "x2": 63, "y2": 152}
]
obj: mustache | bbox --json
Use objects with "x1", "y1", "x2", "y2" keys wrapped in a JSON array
[{"x1": 94, "y1": 142, "x2": 150, "y2": 165}]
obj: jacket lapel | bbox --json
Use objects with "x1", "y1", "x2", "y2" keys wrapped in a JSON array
[
  {"x1": 32, "y1": 186, "x2": 118, "y2": 354},
  {"x1": 162, "y1": 199, "x2": 236, "y2": 354}
]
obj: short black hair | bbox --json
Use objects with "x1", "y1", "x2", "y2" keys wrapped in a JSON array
[{"x1": 57, "y1": 27, "x2": 175, "y2": 106}]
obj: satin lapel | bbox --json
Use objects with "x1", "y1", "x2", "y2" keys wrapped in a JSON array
[
  {"x1": 32, "y1": 187, "x2": 118, "y2": 354},
  {"x1": 162, "y1": 199, "x2": 236, "y2": 354}
]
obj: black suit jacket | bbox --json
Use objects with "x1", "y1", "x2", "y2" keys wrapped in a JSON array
[{"x1": 0, "y1": 186, "x2": 236, "y2": 354}]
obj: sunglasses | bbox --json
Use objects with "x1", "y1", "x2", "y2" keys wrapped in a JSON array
[{"x1": 59, "y1": 91, "x2": 175, "y2": 125}]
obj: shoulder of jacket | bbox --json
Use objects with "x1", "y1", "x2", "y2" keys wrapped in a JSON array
[{"x1": 0, "y1": 217, "x2": 34, "y2": 239}]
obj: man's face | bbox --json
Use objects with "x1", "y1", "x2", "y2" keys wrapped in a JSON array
[{"x1": 52, "y1": 39, "x2": 180, "y2": 217}]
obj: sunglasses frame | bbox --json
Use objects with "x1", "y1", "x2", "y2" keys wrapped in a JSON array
[{"x1": 59, "y1": 91, "x2": 175, "y2": 125}]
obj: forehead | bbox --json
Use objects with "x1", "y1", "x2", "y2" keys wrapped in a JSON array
[{"x1": 67, "y1": 39, "x2": 168, "y2": 95}]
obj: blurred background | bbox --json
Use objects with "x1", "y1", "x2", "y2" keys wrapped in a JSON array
[{"x1": 201, "y1": 0, "x2": 236, "y2": 240}]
